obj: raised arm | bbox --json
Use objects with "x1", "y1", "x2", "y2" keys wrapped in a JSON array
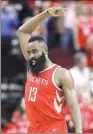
[
  {"x1": 59, "y1": 68, "x2": 82, "y2": 133},
  {"x1": 18, "y1": 6, "x2": 66, "y2": 60},
  {"x1": 18, "y1": 10, "x2": 50, "y2": 60}
]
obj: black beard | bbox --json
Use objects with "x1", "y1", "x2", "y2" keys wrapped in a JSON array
[{"x1": 29, "y1": 52, "x2": 46, "y2": 74}]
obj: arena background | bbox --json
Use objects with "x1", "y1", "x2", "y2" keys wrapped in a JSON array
[{"x1": 1, "y1": 0, "x2": 93, "y2": 133}]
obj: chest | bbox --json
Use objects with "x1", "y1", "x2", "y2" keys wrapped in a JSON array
[{"x1": 25, "y1": 72, "x2": 61, "y2": 102}]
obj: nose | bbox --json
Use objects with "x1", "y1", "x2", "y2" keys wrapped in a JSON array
[{"x1": 29, "y1": 54, "x2": 35, "y2": 60}]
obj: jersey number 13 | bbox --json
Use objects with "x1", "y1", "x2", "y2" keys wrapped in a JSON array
[{"x1": 28, "y1": 87, "x2": 37, "y2": 102}]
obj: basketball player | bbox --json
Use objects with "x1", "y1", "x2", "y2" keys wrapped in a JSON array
[{"x1": 18, "y1": 6, "x2": 82, "y2": 133}]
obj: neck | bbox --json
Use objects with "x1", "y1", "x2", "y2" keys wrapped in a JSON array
[{"x1": 43, "y1": 58, "x2": 53, "y2": 70}]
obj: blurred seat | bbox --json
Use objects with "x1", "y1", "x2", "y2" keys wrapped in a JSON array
[{"x1": 49, "y1": 46, "x2": 73, "y2": 68}]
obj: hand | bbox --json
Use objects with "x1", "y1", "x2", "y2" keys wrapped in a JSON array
[{"x1": 47, "y1": 6, "x2": 67, "y2": 17}]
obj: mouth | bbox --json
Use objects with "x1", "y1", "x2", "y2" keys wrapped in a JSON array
[{"x1": 32, "y1": 60, "x2": 36, "y2": 66}]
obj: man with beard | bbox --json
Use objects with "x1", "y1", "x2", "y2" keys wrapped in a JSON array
[
  {"x1": 18, "y1": 6, "x2": 82, "y2": 133},
  {"x1": 27, "y1": 36, "x2": 47, "y2": 74}
]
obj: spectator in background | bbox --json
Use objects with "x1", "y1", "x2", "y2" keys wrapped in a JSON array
[
  {"x1": 30, "y1": 6, "x2": 43, "y2": 36},
  {"x1": 60, "y1": 2, "x2": 76, "y2": 51},
  {"x1": 12, "y1": 108, "x2": 29, "y2": 133},
  {"x1": 73, "y1": 4, "x2": 93, "y2": 51},
  {"x1": 87, "y1": 32, "x2": 93, "y2": 67},
  {"x1": 9, "y1": 0, "x2": 33, "y2": 25},
  {"x1": 41, "y1": 1, "x2": 61, "y2": 50},
  {"x1": 69, "y1": 52, "x2": 92, "y2": 96},
  {"x1": 1, "y1": 98, "x2": 29, "y2": 133},
  {"x1": 47, "y1": 17, "x2": 60, "y2": 50},
  {"x1": 31, "y1": 1, "x2": 52, "y2": 43},
  {"x1": 80, "y1": 92, "x2": 93, "y2": 133},
  {"x1": 24, "y1": 2, "x2": 50, "y2": 40},
  {"x1": 1, "y1": 0, "x2": 19, "y2": 56},
  {"x1": 63, "y1": 91, "x2": 93, "y2": 133}
]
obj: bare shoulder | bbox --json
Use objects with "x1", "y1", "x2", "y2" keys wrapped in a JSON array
[
  {"x1": 56, "y1": 67, "x2": 74, "y2": 86},
  {"x1": 56, "y1": 67, "x2": 71, "y2": 78}
]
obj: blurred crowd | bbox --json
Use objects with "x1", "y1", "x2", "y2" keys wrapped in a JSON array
[{"x1": 1, "y1": 0, "x2": 93, "y2": 133}]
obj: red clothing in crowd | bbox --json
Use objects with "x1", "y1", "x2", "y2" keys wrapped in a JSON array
[
  {"x1": 77, "y1": 17, "x2": 93, "y2": 49},
  {"x1": 1, "y1": 122, "x2": 17, "y2": 133},
  {"x1": 63, "y1": 99, "x2": 93, "y2": 133},
  {"x1": 81, "y1": 105, "x2": 93, "y2": 133},
  {"x1": 87, "y1": 49, "x2": 93, "y2": 67}
]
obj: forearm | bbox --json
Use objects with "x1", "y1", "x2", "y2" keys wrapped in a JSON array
[
  {"x1": 60, "y1": 69, "x2": 82, "y2": 132},
  {"x1": 19, "y1": 10, "x2": 50, "y2": 33},
  {"x1": 70, "y1": 104, "x2": 82, "y2": 133}
]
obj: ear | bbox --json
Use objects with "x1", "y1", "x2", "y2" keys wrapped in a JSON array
[{"x1": 43, "y1": 49, "x2": 48, "y2": 55}]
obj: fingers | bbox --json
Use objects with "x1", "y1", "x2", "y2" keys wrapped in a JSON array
[
  {"x1": 47, "y1": 6, "x2": 68, "y2": 17},
  {"x1": 55, "y1": 7, "x2": 67, "y2": 16}
]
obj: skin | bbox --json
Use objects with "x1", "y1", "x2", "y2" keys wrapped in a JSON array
[
  {"x1": 55, "y1": 67, "x2": 82, "y2": 132},
  {"x1": 18, "y1": 6, "x2": 82, "y2": 133},
  {"x1": 27, "y1": 41, "x2": 48, "y2": 61},
  {"x1": 27, "y1": 40, "x2": 53, "y2": 70}
]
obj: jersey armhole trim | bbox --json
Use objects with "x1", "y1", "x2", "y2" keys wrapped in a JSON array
[{"x1": 52, "y1": 66, "x2": 62, "y2": 91}]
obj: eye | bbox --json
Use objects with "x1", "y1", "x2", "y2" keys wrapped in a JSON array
[
  {"x1": 27, "y1": 50, "x2": 31, "y2": 55},
  {"x1": 32, "y1": 49, "x2": 39, "y2": 54}
]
